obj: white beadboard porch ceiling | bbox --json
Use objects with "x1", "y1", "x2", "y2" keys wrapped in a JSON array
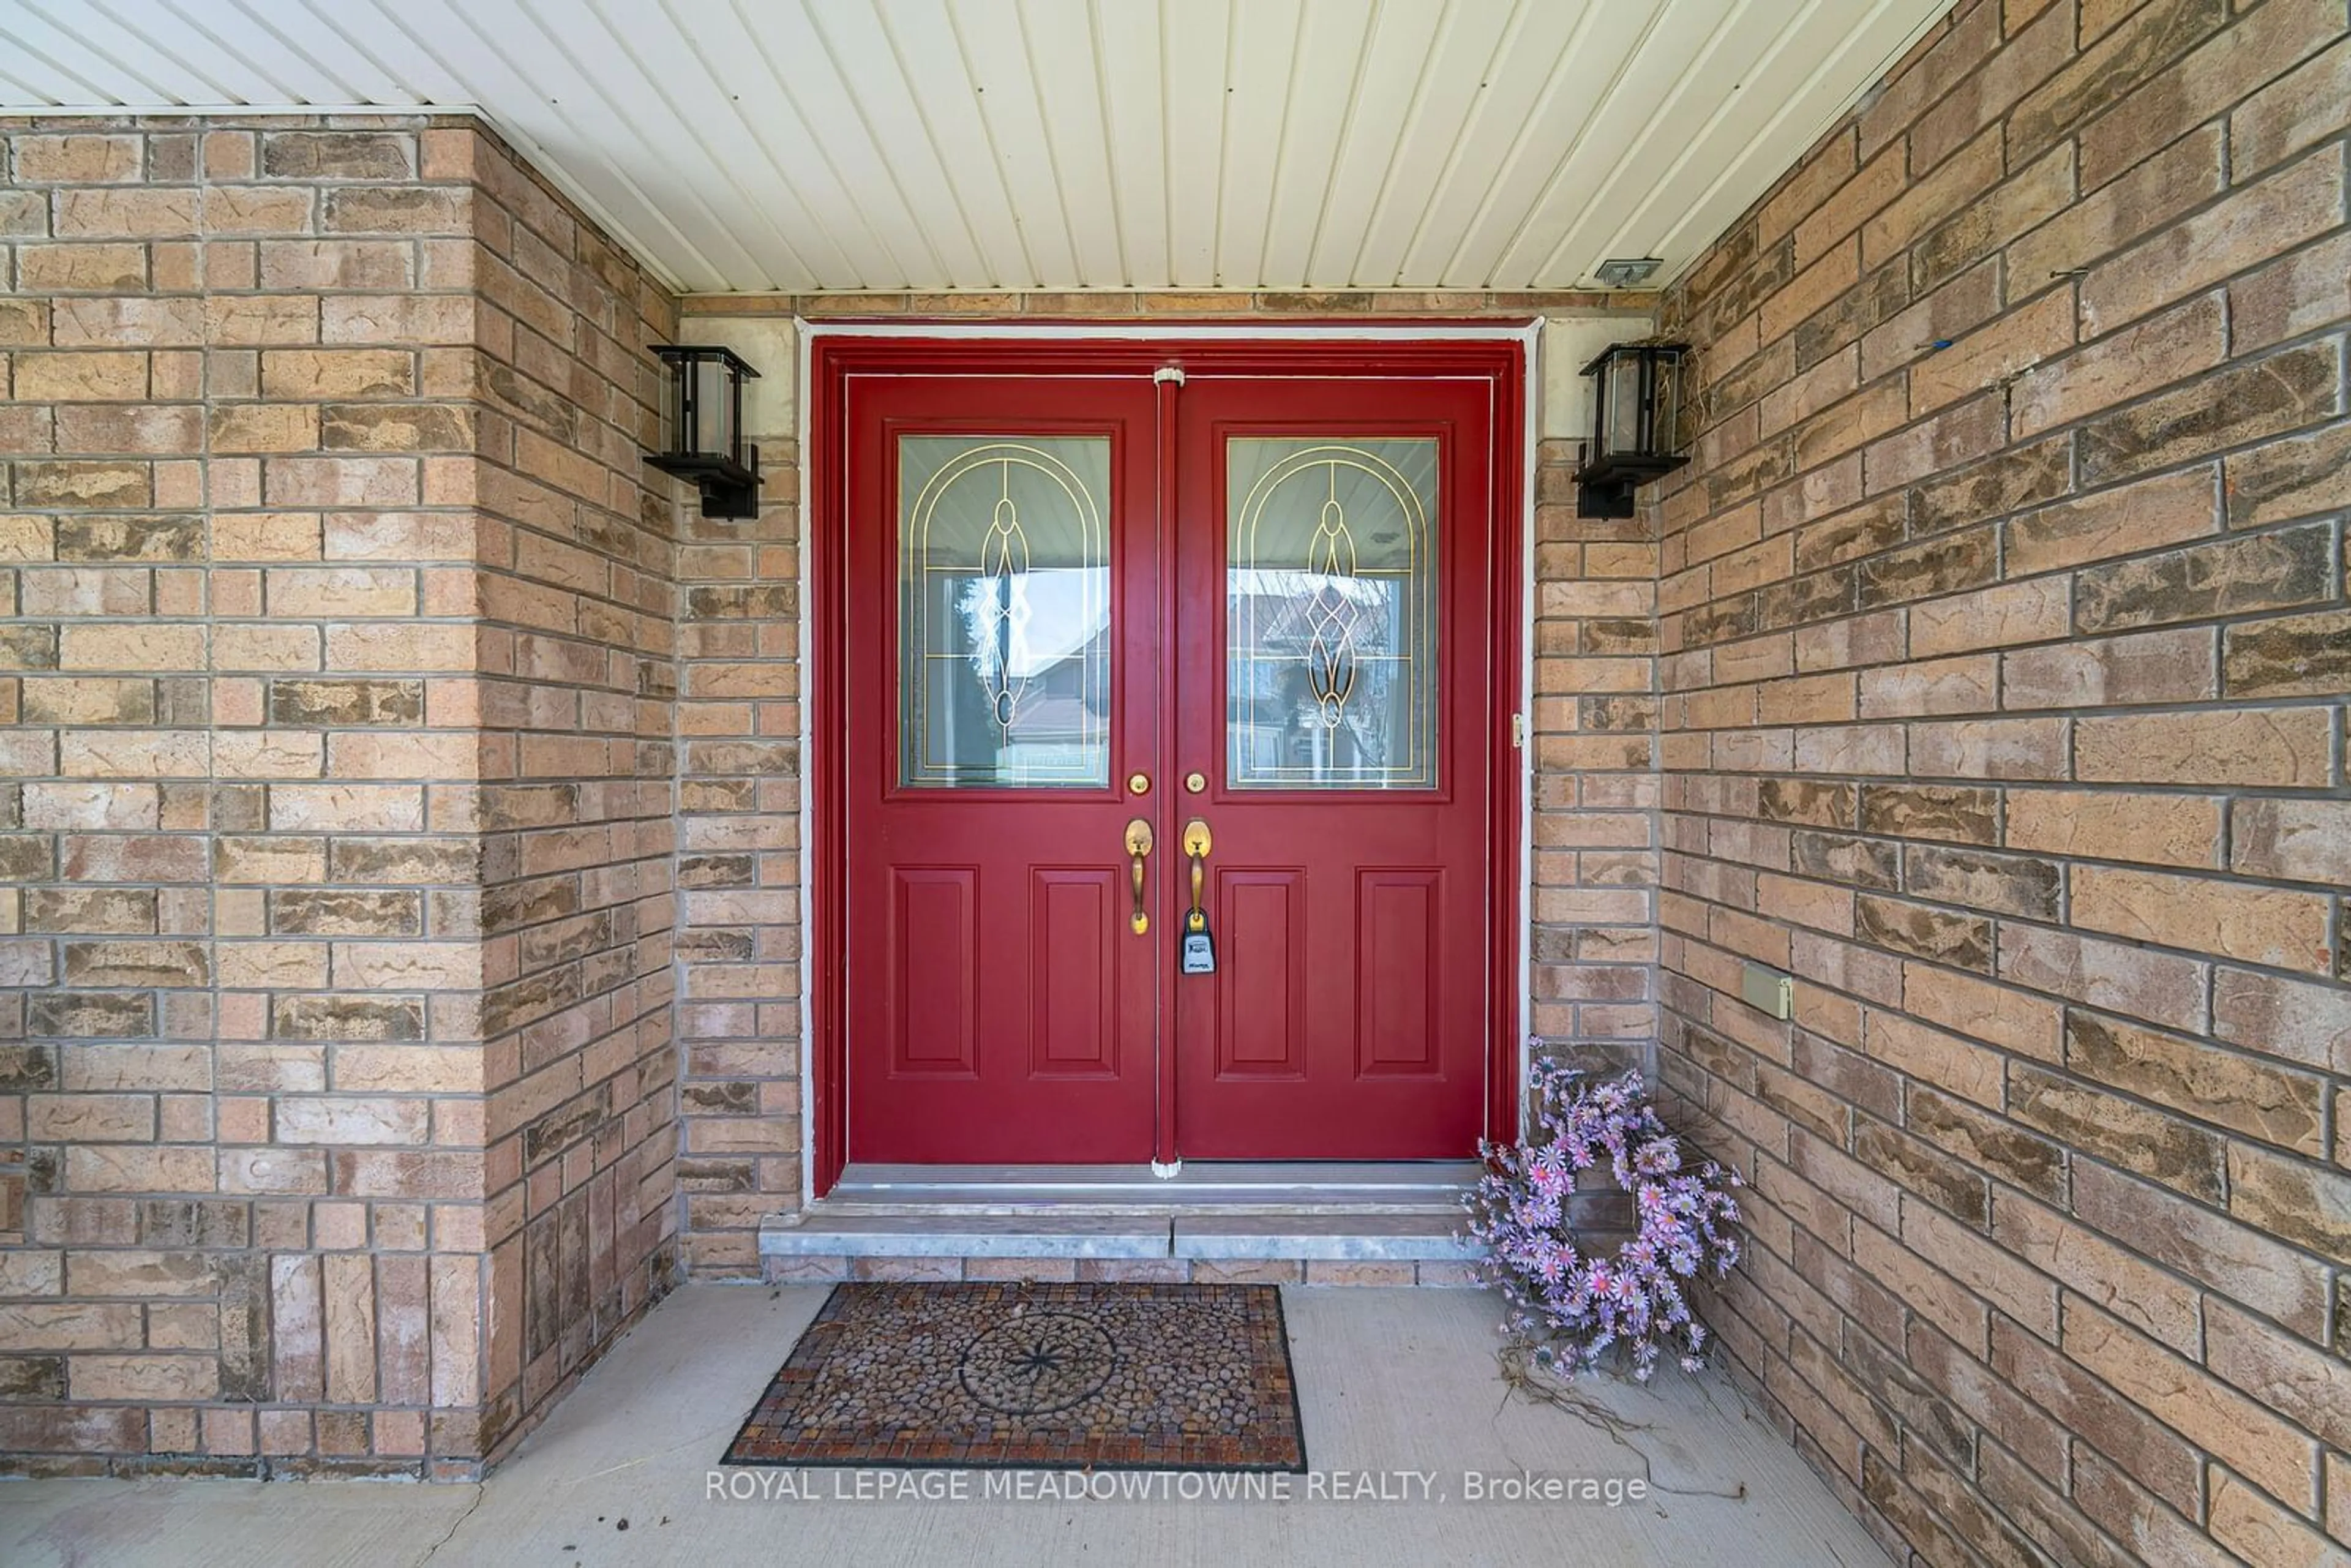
[{"x1": 0, "y1": 0, "x2": 1949, "y2": 296}]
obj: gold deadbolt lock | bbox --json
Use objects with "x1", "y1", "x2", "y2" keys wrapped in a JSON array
[
  {"x1": 1183, "y1": 771, "x2": 1207, "y2": 795},
  {"x1": 1127, "y1": 772, "x2": 1151, "y2": 796}
]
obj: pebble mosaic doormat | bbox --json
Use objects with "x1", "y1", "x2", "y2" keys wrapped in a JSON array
[{"x1": 722, "y1": 1282, "x2": 1308, "y2": 1471}]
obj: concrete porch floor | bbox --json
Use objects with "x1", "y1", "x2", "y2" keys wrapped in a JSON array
[{"x1": 0, "y1": 1284, "x2": 1888, "y2": 1567}]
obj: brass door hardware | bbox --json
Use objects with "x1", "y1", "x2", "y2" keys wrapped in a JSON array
[
  {"x1": 1182, "y1": 819, "x2": 1212, "y2": 882},
  {"x1": 1180, "y1": 819, "x2": 1215, "y2": 974},
  {"x1": 1124, "y1": 819, "x2": 1154, "y2": 935},
  {"x1": 1127, "y1": 772, "x2": 1151, "y2": 795}
]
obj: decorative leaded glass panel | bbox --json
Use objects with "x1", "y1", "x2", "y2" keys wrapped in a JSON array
[
  {"x1": 1226, "y1": 438, "x2": 1438, "y2": 790},
  {"x1": 898, "y1": 436, "x2": 1112, "y2": 788}
]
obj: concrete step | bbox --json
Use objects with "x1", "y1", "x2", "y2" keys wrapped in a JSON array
[
  {"x1": 759, "y1": 1162, "x2": 1500, "y2": 1282},
  {"x1": 760, "y1": 1207, "x2": 1480, "y2": 1263},
  {"x1": 763, "y1": 1214, "x2": 1171, "y2": 1259},
  {"x1": 1172, "y1": 1212, "x2": 1481, "y2": 1261}
]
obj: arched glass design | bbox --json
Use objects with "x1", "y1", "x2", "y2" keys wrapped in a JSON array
[
  {"x1": 1226, "y1": 438, "x2": 1439, "y2": 790},
  {"x1": 898, "y1": 436, "x2": 1111, "y2": 788}
]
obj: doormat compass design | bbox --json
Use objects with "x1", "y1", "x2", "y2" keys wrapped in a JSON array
[{"x1": 722, "y1": 1281, "x2": 1307, "y2": 1471}]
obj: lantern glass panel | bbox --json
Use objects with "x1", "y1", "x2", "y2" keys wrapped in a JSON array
[
  {"x1": 696, "y1": 355, "x2": 735, "y2": 462},
  {"x1": 1603, "y1": 353, "x2": 1644, "y2": 459},
  {"x1": 1652, "y1": 352, "x2": 1684, "y2": 456},
  {"x1": 662, "y1": 359, "x2": 686, "y2": 456}
]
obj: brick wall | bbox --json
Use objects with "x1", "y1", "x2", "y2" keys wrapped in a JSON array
[
  {"x1": 1652, "y1": 0, "x2": 2351, "y2": 1561},
  {"x1": 667, "y1": 317, "x2": 800, "y2": 1277},
  {"x1": 0, "y1": 114, "x2": 681, "y2": 1476},
  {"x1": 1528, "y1": 427, "x2": 1664, "y2": 1060},
  {"x1": 453, "y1": 132, "x2": 682, "y2": 1461}
]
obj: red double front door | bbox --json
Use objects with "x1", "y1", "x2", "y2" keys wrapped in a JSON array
[{"x1": 841, "y1": 348, "x2": 1502, "y2": 1165}]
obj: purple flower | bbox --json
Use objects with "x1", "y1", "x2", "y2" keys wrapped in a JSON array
[{"x1": 1633, "y1": 1138, "x2": 1680, "y2": 1176}]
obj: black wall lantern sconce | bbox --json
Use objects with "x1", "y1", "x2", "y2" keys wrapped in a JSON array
[
  {"x1": 1573, "y1": 339, "x2": 1690, "y2": 519},
  {"x1": 644, "y1": 344, "x2": 762, "y2": 519}
]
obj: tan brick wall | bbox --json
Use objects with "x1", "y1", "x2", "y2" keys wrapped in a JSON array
[
  {"x1": 667, "y1": 313, "x2": 801, "y2": 1278},
  {"x1": 1529, "y1": 435, "x2": 1663, "y2": 1059},
  {"x1": 0, "y1": 114, "x2": 680, "y2": 1476},
  {"x1": 1653, "y1": 0, "x2": 2351, "y2": 1560},
  {"x1": 451, "y1": 130, "x2": 683, "y2": 1461}
]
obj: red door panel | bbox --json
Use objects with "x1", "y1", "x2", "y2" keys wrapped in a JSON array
[
  {"x1": 1217, "y1": 869, "x2": 1308, "y2": 1076},
  {"x1": 891, "y1": 868, "x2": 977, "y2": 1073},
  {"x1": 845, "y1": 376, "x2": 1160, "y2": 1163},
  {"x1": 1031, "y1": 869, "x2": 1120, "y2": 1076},
  {"x1": 1358, "y1": 869, "x2": 1442, "y2": 1075},
  {"x1": 1169, "y1": 377, "x2": 1493, "y2": 1158}
]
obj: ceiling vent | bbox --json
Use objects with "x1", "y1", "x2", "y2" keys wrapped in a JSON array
[{"x1": 1593, "y1": 257, "x2": 1665, "y2": 288}]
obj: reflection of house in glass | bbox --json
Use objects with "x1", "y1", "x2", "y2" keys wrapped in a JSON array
[
  {"x1": 898, "y1": 437, "x2": 1112, "y2": 788},
  {"x1": 1224, "y1": 438, "x2": 1439, "y2": 790},
  {"x1": 947, "y1": 568, "x2": 1111, "y2": 784},
  {"x1": 1227, "y1": 568, "x2": 1404, "y2": 784}
]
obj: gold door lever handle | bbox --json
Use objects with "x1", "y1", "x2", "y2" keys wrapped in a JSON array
[
  {"x1": 1182, "y1": 819, "x2": 1212, "y2": 926},
  {"x1": 1124, "y1": 819, "x2": 1154, "y2": 935}
]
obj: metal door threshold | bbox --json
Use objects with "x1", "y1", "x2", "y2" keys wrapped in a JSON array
[{"x1": 822, "y1": 1160, "x2": 1480, "y2": 1214}]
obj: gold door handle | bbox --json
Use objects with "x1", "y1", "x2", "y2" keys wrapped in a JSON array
[
  {"x1": 1182, "y1": 819, "x2": 1212, "y2": 927},
  {"x1": 1125, "y1": 819, "x2": 1154, "y2": 935}
]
